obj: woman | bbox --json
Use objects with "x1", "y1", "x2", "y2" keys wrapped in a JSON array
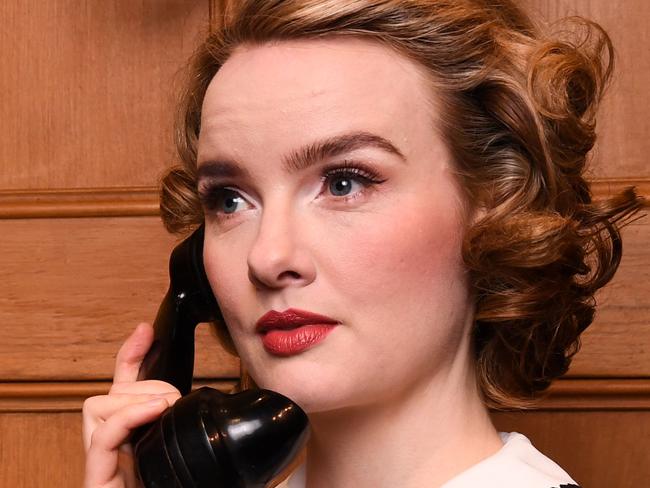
[{"x1": 82, "y1": 1, "x2": 643, "y2": 487}]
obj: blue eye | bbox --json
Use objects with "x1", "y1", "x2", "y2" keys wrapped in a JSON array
[
  {"x1": 220, "y1": 189, "x2": 246, "y2": 214},
  {"x1": 322, "y1": 162, "x2": 385, "y2": 199},
  {"x1": 329, "y1": 176, "x2": 358, "y2": 196},
  {"x1": 199, "y1": 186, "x2": 251, "y2": 217}
]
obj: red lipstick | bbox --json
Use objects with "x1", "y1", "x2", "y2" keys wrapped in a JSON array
[{"x1": 256, "y1": 308, "x2": 339, "y2": 356}]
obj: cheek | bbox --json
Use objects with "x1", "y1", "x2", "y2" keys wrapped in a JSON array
[
  {"x1": 321, "y1": 193, "x2": 472, "y2": 369},
  {"x1": 320, "y1": 199, "x2": 471, "y2": 388},
  {"x1": 202, "y1": 235, "x2": 251, "y2": 333},
  {"x1": 324, "y1": 201, "x2": 466, "y2": 300}
]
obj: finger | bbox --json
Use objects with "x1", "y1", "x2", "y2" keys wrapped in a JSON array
[
  {"x1": 83, "y1": 398, "x2": 169, "y2": 487},
  {"x1": 82, "y1": 392, "x2": 180, "y2": 451},
  {"x1": 117, "y1": 444, "x2": 140, "y2": 488},
  {"x1": 109, "y1": 379, "x2": 180, "y2": 396},
  {"x1": 113, "y1": 323, "x2": 154, "y2": 384}
]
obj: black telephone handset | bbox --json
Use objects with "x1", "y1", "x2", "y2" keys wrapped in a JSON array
[{"x1": 132, "y1": 225, "x2": 309, "y2": 488}]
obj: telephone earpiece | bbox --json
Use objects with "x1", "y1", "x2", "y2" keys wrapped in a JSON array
[{"x1": 133, "y1": 225, "x2": 309, "y2": 488}]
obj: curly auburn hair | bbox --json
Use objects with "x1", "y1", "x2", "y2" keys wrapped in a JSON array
[{"x1": 159, "y1": 0, "x2": 644, "y2": 408}]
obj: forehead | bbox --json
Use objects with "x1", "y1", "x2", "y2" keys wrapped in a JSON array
[{"x1": 199, "y1": 37, "x2": 438, "y2": 158}]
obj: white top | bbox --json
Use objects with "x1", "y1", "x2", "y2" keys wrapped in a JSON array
[{"x1": 276, "y1": 432, "x2": 579, "y2": 488}]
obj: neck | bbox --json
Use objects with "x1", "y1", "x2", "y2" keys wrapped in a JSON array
[{"x1": 301, "y1": 341, "x2": 502, "y2": 488}]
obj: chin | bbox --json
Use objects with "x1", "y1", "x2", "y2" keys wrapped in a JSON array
[
  {"x1": 251, "y1": 367, "x2": 354, "y2": 414},
  {"x1": 285, "y1": 391, "x2": 355, "y2": 415}
]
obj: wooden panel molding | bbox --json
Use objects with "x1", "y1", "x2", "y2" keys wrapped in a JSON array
[
  {"x1": 0, "y1": 380, "x2": 237, "y2": 413},
  {"x1": 589, "y1": 178, "x2": 650, "y2": 203},
  {"x1": 0, "y1": 187, "x2": 159, "y2": 219},
  {"x1": 528, "y1": 378, "x2": 650, "y2": 410},
  {"x1": 0, "y1": 178, "x2": 647, "y2": 219},
  {"x1": 2, "y1": 378, "x2": 649, "y2": 413}
]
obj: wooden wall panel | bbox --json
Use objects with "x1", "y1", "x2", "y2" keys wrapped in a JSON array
[
  {"x1": 0, "y1": 217, "x2": 238, "y2": 381},
  {"x1": 0, "y1": 1, "x2": 647, "y2": 486},
  {"x1": 527, "y1": 0, "x2": 650, "y2": 178},
  {"x1": 569, "y1": 219, "x2": 650, "y2": 376},
  {"x1": 0, "y1": 0, "x2": 209, "y2": 190},
  {"x1": 492, "y1": 410, "x2": 650, "y2": 487},
  {"x1": 0, "y1": 409, "x2": 646, "y2": 488},
  {"x1": 0, "y1": 412, "x2": 84, "y2": 488}
]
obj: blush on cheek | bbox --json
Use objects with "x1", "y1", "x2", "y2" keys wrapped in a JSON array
[
  {"x1": 325, "y1": 199, "x2": 470, "y2": 355},
  {"x1": 345, "y1": 205, "x2": 464, "y2": 282}
]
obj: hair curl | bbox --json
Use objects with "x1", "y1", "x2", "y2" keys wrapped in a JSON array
[{"x1": 159, "y1": 0, "x2": 644, "y2": 408}]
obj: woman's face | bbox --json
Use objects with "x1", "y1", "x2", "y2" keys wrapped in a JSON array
[{"x1": 197, "y1": 38, "x2": 475, "y2": 413}]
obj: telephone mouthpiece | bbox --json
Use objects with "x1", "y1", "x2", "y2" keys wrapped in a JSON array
[{"x1": 135, "y1": 387, "x2": 309, "y2": 488}]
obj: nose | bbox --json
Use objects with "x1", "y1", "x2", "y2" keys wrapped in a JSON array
[{"x1": 246, "y1": 204, "x2": 316, "y2": 290}]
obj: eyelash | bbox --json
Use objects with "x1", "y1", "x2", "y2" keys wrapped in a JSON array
[
  {"x1": 199, "y1": 161, "x2": 386, "y2": 219},
  {"x1": 320, "y1": 160, "x2": 386, "y2": 198}
]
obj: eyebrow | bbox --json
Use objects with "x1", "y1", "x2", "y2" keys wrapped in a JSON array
[{"x1": 196, "y1": 131, "x2": 406, "y2": 182}]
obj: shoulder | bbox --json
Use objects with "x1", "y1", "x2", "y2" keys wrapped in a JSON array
[
  {"x1": 275, "y1": 432, "x2": 578, "y2": 488},
  {"x1": 441, "y1": 432, "x2": 579, "y2": 488}
]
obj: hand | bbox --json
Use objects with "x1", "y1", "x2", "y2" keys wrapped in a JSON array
[{"x1": 82, "y1": 323, "x2": 181, "y2": 488}]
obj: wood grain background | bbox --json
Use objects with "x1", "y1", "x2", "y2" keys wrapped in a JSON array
[{"x1": 0, "y1": 0, "x2": 647, "y2": 486}]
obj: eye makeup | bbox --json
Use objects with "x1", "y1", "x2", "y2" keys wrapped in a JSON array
[{"x1": 198, "y1": 159, "x2": 388, "y2": 221}]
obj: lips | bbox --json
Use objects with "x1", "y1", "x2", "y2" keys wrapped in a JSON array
[{"x1": 255, "y1": 308, "x2": 339, "y2": 333}]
